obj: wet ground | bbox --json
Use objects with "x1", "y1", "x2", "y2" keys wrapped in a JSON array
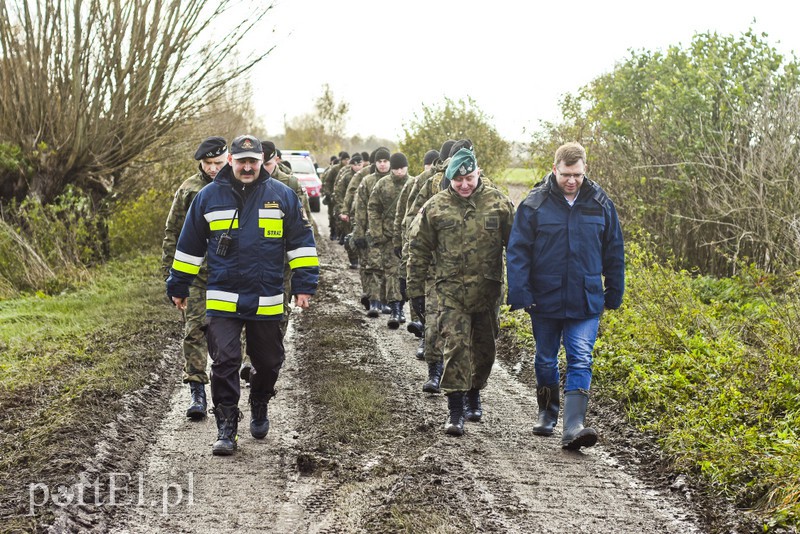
[{"x1": 43, "y1": 205, "x2": 758, "y2": 533}]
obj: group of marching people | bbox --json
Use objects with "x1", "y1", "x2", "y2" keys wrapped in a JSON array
[{"x1": 164, "y1": 134, "x2": 625, "y2": 455}]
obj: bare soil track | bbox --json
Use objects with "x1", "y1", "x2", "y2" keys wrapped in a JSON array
[{"x1": 42, "y1": 207, "x2": 760, "y2": 533}]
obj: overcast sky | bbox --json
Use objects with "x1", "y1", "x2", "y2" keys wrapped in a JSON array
[{"x1": 247, "y1": 0, "x2": 800, "y2": 143}]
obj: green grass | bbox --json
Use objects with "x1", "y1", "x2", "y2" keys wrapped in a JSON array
[
  {"x1": 495, "y1": 167, "x2": 544, "y2": 187},
  {"x1": 314, "y1": 360, "x2": 390, "y2": 446},
  {"x1": 555, "y1": 243, "x2": 800, "y2": 530},
  {"x1": 0, "y1": 253, "x2": 179, "y2": 530}
]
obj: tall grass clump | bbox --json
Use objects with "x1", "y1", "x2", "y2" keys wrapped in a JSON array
[
  {"x1": 593, "y1": 240, "x2": 800, "y2": 529},
  {"x1": 0, "y1": 186, "x2": 107, "y2": 296},
  {"x1": 108, "y1": 187, "x2": 173, "y2": 258}
]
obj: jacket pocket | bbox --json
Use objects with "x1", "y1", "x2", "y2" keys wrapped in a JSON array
[
  {"x1": 584, "y1": 274, "x2": 604, "y2": 315},
  {"x1": 209, "y1": 269, "x2": 230, "y2": 285},
  {"x1": 531, "y1": 274, "x2": 562, "y2": 313}
]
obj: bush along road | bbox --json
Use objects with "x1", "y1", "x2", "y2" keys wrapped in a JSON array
[{"x1": 45, "y1": 207, "x2": 725, "y2": 533}]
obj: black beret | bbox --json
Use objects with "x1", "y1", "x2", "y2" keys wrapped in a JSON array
[
  {"x1": 390, "y1": 152, "x2": 408, "y2": 170},
  {"x1": 439, "y1": 140, "x2": 456, "y2": 162},
  {"x1": 262, "y1": 141, "x2": 277, "y2": 161},
  {"x1": 350, "y1": 153, "x2": 363, "y2": 165},
  {"x1": 361, "y1": 151, "x2": 369, "y2": 161},
  {"x1": 423, "y1": 149, "x2": 439, "y2": 166},
  {"x1": 338, "y1": 151, "x2": 350, "y2": 160},
  {"x1": 194, "y1": 136, "x2": 227, "y2": 160},
  {"x1": 449, "y1": 138, "x2": 474, "y2": 158}
]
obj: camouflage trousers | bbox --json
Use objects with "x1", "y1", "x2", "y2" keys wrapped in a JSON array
[
  {"x1": 379, "y1": 242, "x2": 402, "y2": 303},
  {"x1": 361, "y1": 243, "x2": 385, "y2": 301},
  {"x1": 339, "y1": 219, "x2": 359, "y2": 265},
  {"x1": 327, "y1": 201, "x2": 338, "y2": 233},
  {"x1": 437, "y1": 304, "x2": 498, "y2": 393},
  {"x1": 424, "y1": 279, "x2": 443, "y2": 364},
  {"x1": 183, "y1": 284, "x2": 209, "y2": 384}
]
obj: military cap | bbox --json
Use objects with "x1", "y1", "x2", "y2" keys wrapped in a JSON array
[
  {"x1": 194, "y1": 136, "x2": 227, "y2": 160},
  {"x1": 445, "y1": 148, "x2": 478, "y2": 180},
  {"x1": 390, "y1": 152, "x2": 408, "y2": 169},
  {"x1": 230, "y1": 135, "x2": 262, "y2": 160},
  {"x1": 423, "y1": 149, "x2": 439, "y2": 166}
]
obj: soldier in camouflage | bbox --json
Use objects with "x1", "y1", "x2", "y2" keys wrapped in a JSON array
[
  {"x1": 321, "y1": 150, "x2": 349, "y2": 240},
  {"x1": 404, "y1": 140, "x2": 455, "y2": 393},
  {"x1": 352, "y1": 147, "x2": 391, "y2": 316},
  {"x1": 393, "y1": 149, "x2": 439, "y2": 359},
  {"x1": 343, "y1": 149, "x2": 379, "y2": 309},
  {"x1": 162, "y1": 136, "x2": 227, "y2": 420},
  {"x1": 334, "y1": 153, "x2": 365, "y2": 269},
  {"x1": 407, "y1": 148, "x2": 515, "y2": 436},
  {"x1": 368, "y1": 152, "x2": 411, "y2": 328}
]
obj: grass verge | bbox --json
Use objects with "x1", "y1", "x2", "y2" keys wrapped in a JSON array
[
  {"x1": 0, "y1": 254, "x2": 179, "y2": 531},
  {"x1": 501, "y1": 241, "x2": 800, "y2": 531}
]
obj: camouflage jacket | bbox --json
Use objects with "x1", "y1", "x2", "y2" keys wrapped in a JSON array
[
  {"x1": 395, "y1": 166, "x2": 437, "y2": 249},
  {"x1": 368, "y1": 172, "x2": 409, "y2": 246},
  {"x1": 333, "y1": 166, "x2": 355, "y2": 211},
  {"x1": 322, "y1": 162, "x2": 343, "y2": 197},
  {"x1": 352, "y1": 169, "x2": 390, "y2": 240},
  {"x1": 343, "y1": 164, "x2": 375, "y2": 218},
  {"x1": 273, "y1": 166, "x2": 312, "y2": 217},
  {"x1": 161, "y1": 170, "x2": 212, "y2": 285},
  {"x1": 407, "y1": 182, "x2": 515, "y2": 311}
]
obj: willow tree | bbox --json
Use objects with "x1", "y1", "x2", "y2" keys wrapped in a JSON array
[
  {"x1": 0, "y1": 0, "x2": 274, "y2": 204},
  {"x1": 400, "y1": 97, "x2": 509, "y2": 178}
]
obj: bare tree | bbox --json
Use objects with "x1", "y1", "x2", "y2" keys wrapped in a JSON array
[{"x1": 0, "y1": 0, "x2": 274, "y2": 204}]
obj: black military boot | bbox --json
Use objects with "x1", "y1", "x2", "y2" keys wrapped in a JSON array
[
  {"x1": 464, "y1": 388, "x2": 483, "y2": 422},
  {"x1": 561, "y1": 390, "x2": 597, "y2": 450},
  {"x1": 415, "y1": 338, "x2": 425, "y2": 361},
  {"x1": 422, "y1": 360, "x2": 443, "y2": 393},
  {"x1": 212, "y1": 404, "x2": 241, "y2": 456},
  {"x1": 387, "y1": 301, "x2": 401, "y2": 329},
  {"x1": 381, "y1": 302, "x2": 391, "y2": 314},
  {"x1": 532, "y1": 384, "x2": 560, "y2": 436},
  {"x1": 186, "y1": 382, "x2": 207, "y2": 420},
  {"x1": 249, "y1": 394, "x2": 271, "y2": 439},
  {"x1": 360, "y1": 295, "x2": 370, "y2": 311},
  {"x1": 445, "y1": 392, "x2": 465, "y2": 436},
  {"x1": 407, "y1": 321, "x2": 424, "y2": 338},
  {"x1": 397, "y1": 303, "x2": 406, "y2": 324},
  {"x1": 367, "y1": 300, "x2": 381, "y2": 318}
]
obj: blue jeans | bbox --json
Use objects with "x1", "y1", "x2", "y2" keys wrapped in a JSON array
[{"x1": 530, "y1": 316, "x2": 600, "y2": 392}]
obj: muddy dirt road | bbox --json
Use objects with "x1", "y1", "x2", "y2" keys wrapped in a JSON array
[{"x1": 49, "y1": 206, "x2": 713, "y2": 533}]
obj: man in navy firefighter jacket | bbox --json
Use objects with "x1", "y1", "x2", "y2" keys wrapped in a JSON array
[{"x1": 167, "y1": 134, "x2": 319, "y2": 456}]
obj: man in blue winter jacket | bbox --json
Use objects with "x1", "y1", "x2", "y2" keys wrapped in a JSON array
[
  {"x1": 506, "y1": 141, "x2": 624, "y2": 450},
  {"x1": 167, "y1": 134, "x2": 319, "y2": 456}
]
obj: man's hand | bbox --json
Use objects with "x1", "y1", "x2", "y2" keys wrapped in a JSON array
[
  {"x1": 295, "y1": 294, "x2": 312, "y2": 308},
  {"x1": 339, "y1": 214, "x2": 350, "y2": 222},
  {"x1": 172, "y1": 296, "x2": 188, "y2": 310}
]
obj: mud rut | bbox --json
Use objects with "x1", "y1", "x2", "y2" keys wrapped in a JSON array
[{"x1": 52, "y1": 207, "x2": 707, "y2": 533}]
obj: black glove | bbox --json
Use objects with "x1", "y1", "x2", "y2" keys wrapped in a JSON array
[
  {"x1": 322, "y1": 195, "x2": 330, "y2": 205},
  {"x1": 354, "y1": 237, "x2": 368, "y2": 249},
  {"x1": 411, "y1": 296, "x2": 426, "y2": 320},
  {"x1": 394, "y1": 246, "x2": 402, "y2": 259},
  {"x1": 399, "y1": 278, "x2": 408, "y2": 301}
]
